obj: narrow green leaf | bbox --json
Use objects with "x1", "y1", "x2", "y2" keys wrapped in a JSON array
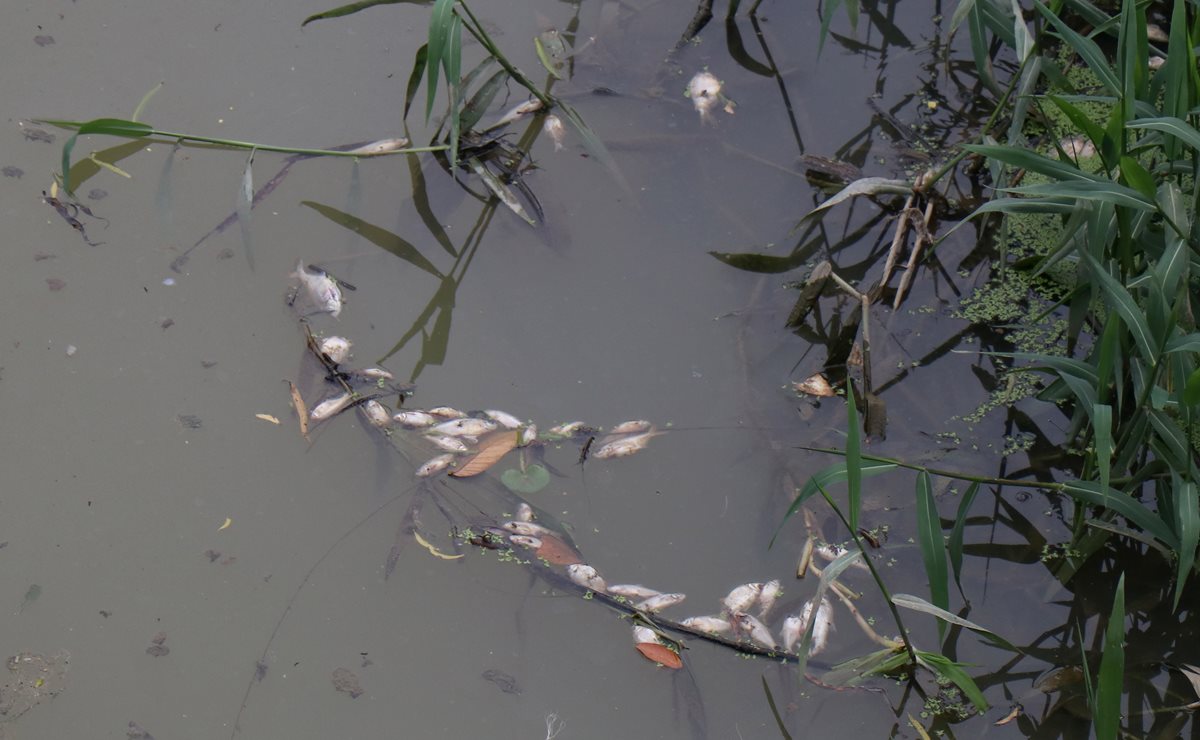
[
  {"x1": 1117, "y1": 156, "x2": 1154, "y2": 200},
  {"x1": 914, "y1": 472, "x2": 948, "y2": 642},
  {"x1": 963, "y1": 143, "x2": 1102, "y2": 182},
  {"x1": 1166, "y1": 333, "x2": 1200, "y2": 355},
  {"x1": 1082, "y1": 252, "x2": 1157, "y2": 361},
  {"x1": 1095, "y1": 404, "x2": 1112, "y2": 499},
  {"x1": 1001, "y1": 180, "x2": 1154, "y2": 210},
  {"x1": 1127, "y1": 116, "x2": 1200, "y2": 156},
  {"x1": 760, "y1": 676, "x2": 793, "y2": 740},
  {"x1": 966, "y1": 1, "x2": 999, "y2": 94},
  {"x1": 458, "y1": 69, "x2": 506, "y2": 132},
  {"x1": 846, "y1": 390, "x2": 862, "y2": 532},
  {"x1": 1154, "y1": 182, "x2": 1189, "y2": 298},
  {"x1": 1045, "y1": 95, "x2": 1106, "y2": 157},
  {"x1": 1009, "y1": 0, "x2": 1033, "y2": 63},
  {"x1": 948, "y1": 0, "x2": 976, "y2": 34},
  {"x1": 424, "y1": 0, "x2": 456, "y2": 122},
  {"x1": 1160, "y1": 0, "x2": 1194, "y2": 160},
  {"x1": 466, "y1": 157, "x2": 537, "y2": 226},
  {"x1": 300, "y1": 201, "x2": 443, "y2": 277},
  {"x1": 802, "y1": 177, "x2": 912, "y2": 222},
  {"x1": 404, "y1": 44, "x2": 429, "y2": 122},
  {"x1": 60, "y1": 118, "x2": 154, "y2": 191},
  {"x1": 891, "y1": 594, "x2": 1015, "y2": 651},
  {"x1": 533, "y1": 34, "x2": 565, "y2": 79},
  {"x1": 1094, "y1": 573, "x2": 1125, "y2": 740},
  {"x1": 302, "y1": 0, "x2": 429, "y2": 27},
  {"x1": 948, "y1": 482, "x2": 980, "y2": 601},
  {"x1": 555, "y1": 100, "x2": 633, "y2": 195},
  {"x1": 1033, "y1": 0, "x2": 1120, "y2": 94},
  {"x1": 1062, "y1": 481, "x2": 1178, "y2": 547},
  {"x1": 131, "y1": 81, "x2": 163, "y2": 123},
  {"x1": 444, "y1": 12, "x2": 462, "y2": 167},
  {"x1": 1184, "y1": 368, "x2": 1200, "y2": 406},
  {"x1": 915, "y1": 651, "x2": 989, "y2": 712},
  {"x1": 1173, "y1": 476, "x2": 1198, "y2": 609},
  {"x1": 771, "y1": 460, "x2": 897, "y2": 546},
  {"x1": 798, "y1": 546, "x2": 862, "y2": 677}
]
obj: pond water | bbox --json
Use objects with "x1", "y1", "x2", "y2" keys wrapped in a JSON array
[{"x1": 2, "y1": 0, "x2": 1192, "y2": 738}]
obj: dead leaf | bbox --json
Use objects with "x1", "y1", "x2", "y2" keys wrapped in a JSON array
[
  {"x1": 793, "y1": 373, "x2": 835, "y2": 397},
  {"x1": 414, "y1": 531, "x2": 465, "y2": 560},
  {"x1": 218, "y1": 517, "x2": 232, "y2": 531},
  {"x1": 449, "y1": 430, "x2": 518, "y2": 478},
  {"x1": 533, "y1": 534, "x2": 584, "y2": 566},
  {"x1": 287, "y1": 380, "x2": 309, "y2": 439},
  {"x1": 635, "y1": 642, "x2": 682, "y2": 669},
  {"x1": 994, "y1": 705, "x2": 1022, "y2": 726},
  {"x1": 255, "y1": 413, "x2": 281, "y2": 424}
]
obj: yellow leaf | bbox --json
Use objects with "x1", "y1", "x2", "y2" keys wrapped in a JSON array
[
  {"x1": 907, "y1": 714, "x2": 932, "y2": 740},
  {"x1": 255, "y1": 413, "x2": 281, "y2": 424},
  {"x1": 994, "y1": 705, "x2": 1022, "y2": 726},
  {"x1": 218, "y1": 517, "x2": 232, "y2": 531},
  {"x1": 414, "y1": 531, "x2": 464, "y2": 560},
  {"x1": 88, "y1": 153, "x2": 132, "y2": 178},
  {"x1": 286, "y1": 380, "x2": 309, "y2": 440},
  {"x1": 449, "y1": 430, "x2": 518, "y2": 478}
]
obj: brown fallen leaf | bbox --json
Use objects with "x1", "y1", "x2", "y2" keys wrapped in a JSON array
[
  {"x1": 449, "y1": 430, "x2": 518, "y2": 478},
  {"x1": 286, "y1": 380, "x2": 309, "y2": 439},
  {"x1": 793, "y1": 373, "x2": 835, "y2": 397},
  {"x1": 533, "y1": 534, "x2": 583, "y2": 566},
  {"x1": 255, "y1": 413, "x2": 280, "y2": 424},
  {"x1": 994, "y1": 705, "x2": 1022, "y2": 726},
  {"x1": 635, "y1": 642, "x2": 682, "y2": 670}
]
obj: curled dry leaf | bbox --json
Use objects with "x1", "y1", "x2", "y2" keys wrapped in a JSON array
[
  {"x1": 533, "y1": 534, "x2": 583, "y2": 566},
  {"x1": 449, "y1": 430, "x2": 518, "y2": 478},
  {"x1": 635, "y1": 642, "x2": 682, "y2": 670},
  {"x1": 287, "y1": 380, "x2": 309, "y2": 439},
  {"x1": 793, "y1": 374, "x2": 835, "y2": 397},
  {"x1": 255, "y1": 413, "x2": 281, "y2": 424},
  {"x1": 994, "y1": 705, "x2": 1022, "y2": 726}
]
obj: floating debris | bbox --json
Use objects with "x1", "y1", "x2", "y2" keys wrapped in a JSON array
[
  {"x1": 318, "y1": 336, "x2": 352, "y2": 364},
  {"x1": 686, "y1": 71, "x2": 730, "y2": 124},
  {"x1": 346, "y1": 138, "x2": 410, "y2": 155},
  {"x1": 177, "y1": 414, "x2": 202, "y2": 430},
  {"x1": 481, "y1": 668, "x2": 521, "y2": 695},
  {"x1": 146, "y1": 632, "x2": 169, "y2": 658},
  {"x1": 793, "y1": 374, "x2": 835, "y2": 397},
  {"x1": 0, "y1": 650, "x2": 69, "y2": 721},
  {"x1": 634, "y1": 642, "x2": 682, "y2": 670},
  {"x1": 255, "y1": 413, "x2": 280, "y2": 425},
  {"x1": 543, "y1": 115, "x2": 566, "y2": 151},
  {"x1": 450, "y1": 431, "x2": 518, "y2": 477},
  {"x1": 126, "y1": 720, "x2": 156, "y2": 739},
  {"x1": 331, "y1": 667, "x2": 363, "y2": 698},
  {"x1": 45, "y1": 278, "x2": 65, "y2": 292},
  {"x1": 515, "y1": 503, "x2": 534, "y2": 522}
]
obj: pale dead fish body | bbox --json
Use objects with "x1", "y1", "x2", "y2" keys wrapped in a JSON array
[
  {"x1": 346, "y1": 137, "x2": 410, "y2": 155},
  {"x1": 593, "y1": 430, "x2": 663, "y2": 459},
  {"x1": 503, "y1": 520, "x2": 555, "y2": 537},
  {"x1": 492, "y1": 98, "x2": 544, "y2": 129},
  {"x1": 416, "y1": 453, "x2": 456, "y2": 478},
  {"x1": 310, "y1": 392, "x2": 355, "y2": 421},
  {"x1": 722, "y1": 583, "x2": 763, "y2": 615},
  {"x1": 548, "y1": 421, "x2": 591, "y2": 437},
  {"x1": 426, "y1": 434, "x2": 470, "y2": 453},
  {"x1": 291, "y1": 260, "x2": 343, "y2": 318},
  {"x1": 686, "y1": 71, "x2": 722, "y2": 124},
  {"x1": 632, "y1": 625, "x2": 661, "y2": 645},
  {"x1": 608, "y1": 584, "x2": 663, "y2": 600},
  {"x1": 428, "y1": 406, "x2": 466, "y2": 419},
  {"x1": 393, "y1": 410, "x2": 437, "y2": 428},
  {"x1": 780, "y1": 616, "x2": 803, "y2": 653},
  {"x1": 733, "y1": 612, "x2": 777, "y2": 649},
  {"x1": 801, "y1": 596, "x2": 836, "y2": 656},
  {"x1": 681, "y1": 616, "x2": 732, "y2": 635},
  {"x1": 318, "y1": 336, "x2": 352, "y2": 364},
  {"x1": 518, "y1": 424, "x2": 537, "y2": 446},
  {"x1": 348, "y1": 367, "x2": 394, "y2": 382},
  {"x1": 566, "y1": 564, "x2": 607, "y2": 593},
  {"x1": 543, "y1": 114, "x2": 566, "y2": 151},
  {"x1": 636, "y1": 593, "x2": 686, "y2": 613},
  {"x1": 362, "y1": 400, "x2": 392, "y2": 427},
  {"x1": 757, "y1": 579, "x2": 782, "y2": 620},
  {"x1": 814, "y1": 543, "x2": 869, "y2": 571},
  {"x1": 484, "y1": 410, "x2": 523, "y2": 429},
  {"x1": 609, "y1": 420, "x2": 653, "y2": 435},
  {"x1": 431, "y1": 417, "x2": 497, "y2": 437},
  {"x1": 515, "y1": 502, "x2": 534, "y2": 523}
]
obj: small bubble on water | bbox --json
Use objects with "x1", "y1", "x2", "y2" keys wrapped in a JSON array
[{"x1": 162, "y1": 278, "x2": 176, "y2": 286}]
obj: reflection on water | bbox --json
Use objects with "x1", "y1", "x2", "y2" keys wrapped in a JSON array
[{"x1": 2, "y1": 0, "x2": 1194, "y2": 738}]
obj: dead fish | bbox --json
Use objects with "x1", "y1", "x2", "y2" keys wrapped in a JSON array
[
  {"x1": 515, "y1": 502, "x2": 534, "y2": 522},
  {"x1": 793, "y1": 373, "x2": 835, "y2": 398},
  {"x1": 425, "y1": 434, "x2": 470, "y2": 453},
  {"x1": 310, "y1": 392, "x2": 355, "y2": 421},
  {"x1": 346, "y1": 137, "x2": 410, "y2": 155},
  {"x1": 722, "y1": 583, "x2": 763, "y2": 614},
  {"x1": 503, "y1": 521, "x2": 555, "y2": 537},
  {"x1": 428, "y1": 406, "x2": 466, "y2": 419},
  {"x1": 566, "y1": 564, "x2": 607, "y2": 592},
  {"x1": 593, "y1": 430, "x2": 663, "y2": 459},
  {"x1": 780, "y1": 616, "x2": 803, "y2": 653},
  {"x1": 757, "y1": 579, "x2": 782, "y2": 620},
  {"x1": 318, "y1": 336, "x2": 352, "y2": 364},
  {"x1": 491, "y1": 98, "x2": 544, "y2": 129},
  {"x1": 393, "y1": 410, "x2": 437, "y2": 428},
  {"x1": 636, "y1": 593, "x2": 686, "y2": 613},
  {"x1": 518, "y1": 424, "x2": 538, "y2": 447},
  {"x1": 291, "y1": 260, "x2": 342, "y2": 318},
  {"x1": 510, "y1": 535, "x2": 542, "y2": 550},
  {"x1": 483, "y1": 409, "x2": 523, "y2": 429},
  {"x1": 733, "y1": 612, "x2": 777, "y2": 649},
  {"x1": 608, "y1": 584, "x2": 663, "y2": 600},
  {"x1": 800, "y1": 596, "x2": 836, "y2": 656},
  {"x1": 543, "y1": 115, "x2": 566, "y2": 151},
  {"x1": 632, "y1": 625, "x2": 661, "y2": 645},
  {"x1": 681, "y1": 616, "x2": 733, "y2": 635},
  {"x1": 362, "y1": 400, "x2": 392, "y2": 427},
  {"x1": 609, "y1": 420, "x2": 653, "y2": 434},
  {"x1": 416, "y1": 453, "x2": 456, "y2": 477},
  {"x1": 686, "y1": 71, "x2": 722, "y2": 124},
  {"x1": 432, "y1": 417, "x2": 497, "y2": 437},
  {"x1": 814, "y1": 542, "x2": 869, "y2": 571},
  {"x1": 548, "y1": 421, "x2": 592, "y2": 437},
  {"x1": 347, "y1": 367, "x2": 394, "y2": 382}
]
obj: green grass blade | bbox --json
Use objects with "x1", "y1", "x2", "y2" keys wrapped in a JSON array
[
  {"x1": 301, "y1": 201, "x2": 444, "y2": 277},
  {"x1": 1045, "y1": 94, "x2": 1106, "y2": 159},
  {"x1": 1173, "y1": 476, "x2": 1198, "y2": 609},
  {"x1": 1161, "y1": 0, "x2": 1194, "y2": 161},
  {"x1": 424, "y1": 0, "x2": 455, "y2": 122},
  {"x1": 1095, "y1": 404, "x2": 1113, "y2": 499},
  {"x1": 914, "y1": 471, "x2": 948, "y2": 641},
  {"x1": 797, "y1": 545, "x2": 863, "y2": 678},
  {"x1": 444, "y1": 13, "x2": 462, "y2": 166},
  {"x1": 1094, "y1": 573, "x2": 1125, "y2": 740},
  {"x1": 1127, "y1": 116, "x2": 1200, "y2": 156},
  {"x1": 771, "y1": 460, "x2": 896, "y2": 546},
  {"x1": 963, "y1": 143, "x2": 1101, "y2": 182},
  {"x1": 1082, "y1": 252, "x2": 1157, "y2": 360},
  {"x1": 130, "y1": 81, "x2": 163, "y2": 123},
  {"x1": 533, "y1": 34, "x2": 565, "y2": 80},
  {"x1": 1000, "y1": 180, "x2": 1154, "y2": 210},
  {"x1": 466, "y1": 157, "x2": 537, "y2": 226},
  {"x1": 846, "y1": 390, "x2": 862, "y2": 532},
  {"x1": 1166, "y1": 333, "x2": 1200, "y2": 354},
  {"x1": 1154, "y1": 182, "x2": 1189, "y2": 297},
  {"x1": 891, "y1": 594, "x2": 1015, "y2": 651},
  {"x1": 1033, "y1": 0, "x2": 1120, "y2": 95},
  {"x1": 555, "y1": 100, "x2": 633, "y2": 195},
  {"x1": 404, "y1": 44, "x2": 429, "y2": 122},
  {"x1": 1117, "y1": 155, "x2": 1154, "y2": 200},
  {"x1": 459, "y1": 68, "x2": 506, "y2": 132},
  {"x1": 58, "y1": 118, "x2": 154, "y2": 191},
  {"x1": 760, "y1": 676, "x2": 793, "y2": 740},
  {"x1": 966, "y1": 0, "x2": 999, "y2": 94},
  {"x1": 948, "y1": 481, "x2": 980, "y2": 602},
  {"x1": 948, "y1": 0, "x2": 976, "y2": 34},
  {"x1": 1062, "y1": 481, "x2": 1178, "y2": 547},
  {"x1": 915, "y1": 651, "x2": 988, "y2": 712},
  {"x1": 302, "y1": 0, "x2": 429, "y2": 26}
]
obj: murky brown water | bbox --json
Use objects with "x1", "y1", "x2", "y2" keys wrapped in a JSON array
[{"x1": 2, "y1": 1, "x2": 1189, "y2": 738}]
